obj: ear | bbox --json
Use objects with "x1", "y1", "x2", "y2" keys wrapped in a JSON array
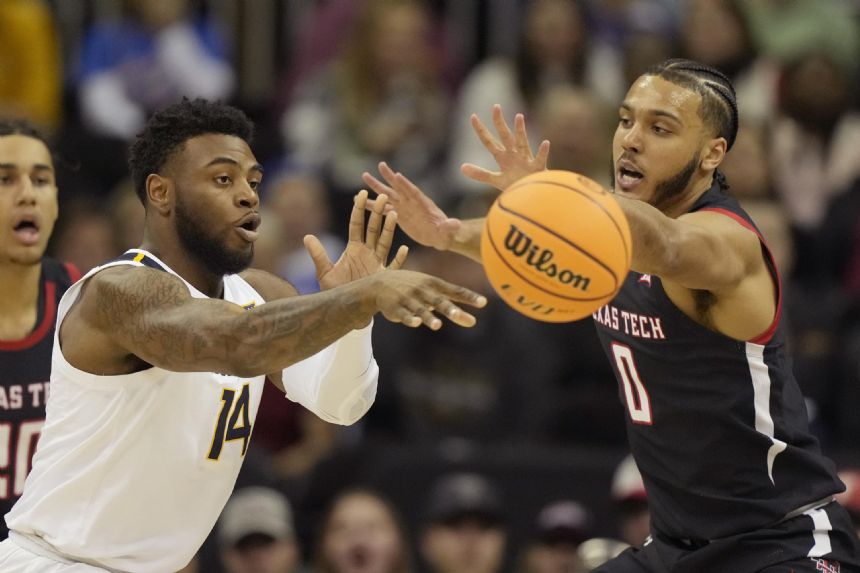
[
  {"x1": 146, "y1": 174, "x2": 173, "y2": 216},
  {"x1": 700, "y1": 137, "x2": 727, "y2": 171}
]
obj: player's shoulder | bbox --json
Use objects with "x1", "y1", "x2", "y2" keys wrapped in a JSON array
[
  {"x1": 80, "y1": 264, "x2": 191, "y2": 313},
  {"x1": 238, "y1": 268, "x2": 299, "y2": 301}
]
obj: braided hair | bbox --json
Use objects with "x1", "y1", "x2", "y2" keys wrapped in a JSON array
[{"x1": 646, "y1": 59, "x2": 739, "y2": 191}]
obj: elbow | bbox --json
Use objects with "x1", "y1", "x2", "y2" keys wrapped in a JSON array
[
  {"x1": 320, "y1": 362, "x2": 379, "y2": 426},
  {"x1": 333, "y1": 398, "x2": 375, "y2": 427}
]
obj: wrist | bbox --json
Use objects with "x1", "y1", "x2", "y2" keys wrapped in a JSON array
[{"x1": 342, "y1": 275, "x2": 381, "y2": 329}]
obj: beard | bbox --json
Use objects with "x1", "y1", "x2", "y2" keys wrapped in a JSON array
[
  {"x1": 650, "y1": 155, "x2": 698, "y2": 212},
  {"x1": 174, "y1": 193, "x2": 253, "y2": 276}
]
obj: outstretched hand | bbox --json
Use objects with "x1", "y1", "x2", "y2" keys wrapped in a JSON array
[
  {"x1": 362, "y1": 162, "x2": 462, "y2": 251},
  {"x1": 304, "y1": 190, "x2": 408, "y2": 290},
  {"x1": 461, "y1": 104, "x2": 551, "y2": 192},
  {"x1": 371, "y1": 269, "x2": 487, "y2": 330}
]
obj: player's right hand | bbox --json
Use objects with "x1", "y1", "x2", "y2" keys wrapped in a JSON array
[
  {"x1": 461, "y1": 104, "x2": 551, "y2": 192},
  {"x1": 368, "y1": 269, "x2": 487, "y2": 329},
  {"x1": 362, "y1": 162, "x2": 462, "y2": 251}
]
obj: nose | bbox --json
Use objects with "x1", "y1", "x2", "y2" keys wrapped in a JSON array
[
  {"x1": 236, "y1": 180, "x2": 259, "y2": 209},
  {"x1": 620, "y1": 122, "x2": 642, "y2": 154},
  {"x1": 16, "y1": 176, "x2": 37, "y2": 206}
]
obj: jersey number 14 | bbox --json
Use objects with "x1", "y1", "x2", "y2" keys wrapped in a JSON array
[{"x1": 208, "y1": 384, "x2": 252, "y2": 460}]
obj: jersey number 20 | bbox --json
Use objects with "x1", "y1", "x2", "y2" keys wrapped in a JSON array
[
  {"x1": 611, "y1": 343, "x2": 653, "y2": 425},
  {"x1": 208, "y1": 384, "x2": 252, "y2": 460},
  {"x1": 0, "y1": 421, "x2": 44, "y2": 499}
]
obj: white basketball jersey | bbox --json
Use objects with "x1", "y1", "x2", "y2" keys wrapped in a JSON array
[{"x1": 5, "y1": 249, "x2": 267, "y2": 573}]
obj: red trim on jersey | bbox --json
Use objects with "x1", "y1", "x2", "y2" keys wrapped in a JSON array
[
  {"x1": 64, "y1": 262, "x2": 81, "y2": 283},
  {"x1": 0, "y1": 282, "x2": 57, "y2": 351},
  {"x1": 699, "y1": 207, "x2": 782, "y2": 345}
]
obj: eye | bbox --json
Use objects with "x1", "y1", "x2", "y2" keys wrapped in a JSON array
[
  {"x1": 215, "y1": 175, "x2": 232, "y2": 186},
  {"x1": 34, "y1": 176, "x2": 52, "y2": 186},
  {"x1": 619, "y1": 117, "x2": 632, "y2": 128},
  {"x1": 652, "y1": 125, "x2": 670, "y2": 135},
  {"x1": 0, "y1": 175, "x2": 11, "y2": 185},
  {"x1": 249, "y1": 179, "x2": 260, "y2": 191}
]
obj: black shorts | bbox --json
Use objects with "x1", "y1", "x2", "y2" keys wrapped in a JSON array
[{"x1": 594, "y1": 502, "x2": 860, "y2": 573}]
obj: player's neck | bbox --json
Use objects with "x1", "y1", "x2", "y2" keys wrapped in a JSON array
[
  {"x1": 139, "y1": 238, "x2": 224, "y2": 299},
  {"x1": 663, "y1": 176, "x2": 714, "y2": 219},
  {"x1": 0, "y1": 261, "x2": 41, "y2": 339}
]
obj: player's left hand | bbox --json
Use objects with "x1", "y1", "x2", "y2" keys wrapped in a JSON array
[
  {"x1": 461, "y1": 104, "x2": 551, "y2": 192},
  {"x1": 304, "y1": 190, "x2": 409, "y2": 290}
]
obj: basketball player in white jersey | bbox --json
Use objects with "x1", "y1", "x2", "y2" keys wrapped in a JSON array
[{"x1": 0, "y1": 99, "x2": 487, "y2": 573}]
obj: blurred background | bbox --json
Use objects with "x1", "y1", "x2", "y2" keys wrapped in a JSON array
[{"x1": 3, "y1": 0, "x2": 860, "y2": 571}]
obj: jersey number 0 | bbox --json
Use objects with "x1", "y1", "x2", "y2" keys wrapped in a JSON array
[{"x1": 611, "y1": 343, "x2": 653, "y2": 425}]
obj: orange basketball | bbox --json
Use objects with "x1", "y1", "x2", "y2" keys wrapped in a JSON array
[{"x1": 480, "y1": 170, "x2": 632, "y2": 322}]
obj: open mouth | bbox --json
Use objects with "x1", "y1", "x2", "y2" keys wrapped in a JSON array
[
  {"x1": 235, "y1": 212, "x2": 261, "y2": 242},
  {"x1": 12, "y1": 217, "x2": 40, "y2": 245},
  {"x1": 616, "y1": 162, "x2": 645, "y2": 190}
]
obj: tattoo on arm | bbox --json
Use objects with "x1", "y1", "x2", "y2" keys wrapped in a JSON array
[{"x1": 92, "y1": 268, "x2": 373, "y2": 376}]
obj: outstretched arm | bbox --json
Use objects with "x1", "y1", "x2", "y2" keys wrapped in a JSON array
[
  {"x1": 362, "y1": 162, "x2": 484, "y2": 262},
  {"x1": 69, "y1": 265, "x2": 485, "y2": 379},
  {"x1": 63, "y1": 190, "x2": 486, "y2": 380},
  {"x1": 362, "y1": 105, "x2": 550, "y2": 263}
]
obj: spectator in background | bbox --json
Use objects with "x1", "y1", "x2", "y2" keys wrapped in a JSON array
[
  {"x1": 770, "y1": 51, "x2": 860, "y2": 282},
  {"x1": 219, "y1": 487, "x2": 302, "y2": 573},
  {"x1": 314, "y1": 488, "x2": 413, "y2": 573},
  {"x1": 609, "y1": 455, "x2": 649, "y2": 548},
  {"x1": 50, "y1": 200, "x2": 117, "y2": 274},
  {"x1": 745, "y1": 0, "x2": 859, "y2": 76},
  {"x1": 264, "y1": 171, "x2": 344, "y2": 294},
  {"x1": 679, "y1": 0, "x2": 778, "y2": 125},
  {"x1": 420, "y1": 473, "x2": 507, "y2": 573},
  {"x1": 283, "y1": 0, "x2": 450, "y2": 233},
  {"x1": 77, "y1": 0, "x2": 234, "y2": 141},
  {"x1": 517, "y1": 500, "x2": 592, "y2": 573},
  {"x1": 0, "y1": 0, "x2": 61, "y2": 130},
  {"x1": 533, "y1": 86, "x2": 613, "y2": 187},
  {"x1": 449, "y1": 0, "x2": 622, "y2": 193}
]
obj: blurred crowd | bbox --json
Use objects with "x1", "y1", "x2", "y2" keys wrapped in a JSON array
[{"x1": 2, "y1": 0, "x2": 860, "y2": 571}]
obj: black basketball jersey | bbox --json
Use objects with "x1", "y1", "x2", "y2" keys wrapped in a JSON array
[
  {"x1": 593, "y1": 183, "x2": 844, "y2": 542},
  {"x1": 0, "y1": 258, "x2": 78, "y2": 539}
]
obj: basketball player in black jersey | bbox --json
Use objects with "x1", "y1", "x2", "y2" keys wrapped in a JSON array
[
  {"x1": 0, "y1": 120, "x2": 78, "y2": 540},
  {"x1": 361, "y1": 59, "x2": 860, "y2": 572}
]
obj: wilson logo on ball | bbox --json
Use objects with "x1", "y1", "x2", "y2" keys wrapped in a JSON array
[
  {"x1": 480, "y1": 170, "x2": 632, "y2": 323},
  {"x1": 504, "y1": 225, "x2": 592, "y2": 292}
]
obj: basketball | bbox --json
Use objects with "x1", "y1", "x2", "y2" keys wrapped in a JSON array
[{"x1": 480, "y1": 170, "x2": 632, "y2": 322}]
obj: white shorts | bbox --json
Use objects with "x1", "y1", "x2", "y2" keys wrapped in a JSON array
[{"x1": 0, "y1": 538, "x2": 109, "y2": 572}]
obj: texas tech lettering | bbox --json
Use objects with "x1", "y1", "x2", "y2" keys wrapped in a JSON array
[
  {"x1": 0, "y1": 382, "x2": 51, "y2": 411},
  {"x1": 504, "y1": 225, "x2": 591, "y2": 292},
  {"x1": 593, "y1": 304, "x2": 666, "y2": 340}
]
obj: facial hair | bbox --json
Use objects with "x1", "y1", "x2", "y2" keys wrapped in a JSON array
[
  {"x1": 174, "y1": 191, "x2": 253, "y2": 276},
  {"x1": 650, "y1": 154, "x2": 698, "y2": 212}
]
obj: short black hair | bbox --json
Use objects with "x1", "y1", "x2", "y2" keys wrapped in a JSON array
[
  {"x1": 646, "y1": 59, "x2": 739, "y2": 151},
  {"x1": 0, "y1": 118, "x2": 51, "y2": 148},
  {"x1": 128, "y1": 98, "x2": 254, "y2": 205}
]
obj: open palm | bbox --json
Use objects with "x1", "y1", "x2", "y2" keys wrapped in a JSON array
[
  {"x1": 304, "y1": 191, "x2": 408, "y2": 290},
  {"x1": 362, "y1": 162, "x2": 462, "y2": 251},
  {"x1": 460, "y1": 104, "x2": 551, "y2": 192}
]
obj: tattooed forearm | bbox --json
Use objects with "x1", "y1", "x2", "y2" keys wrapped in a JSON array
[
  {"x1": 233, "y1": 282, "x2": 372, "y2": 375},
  {"x1": 91, "y1": 267, "x2": 376, "y2": 376}
]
